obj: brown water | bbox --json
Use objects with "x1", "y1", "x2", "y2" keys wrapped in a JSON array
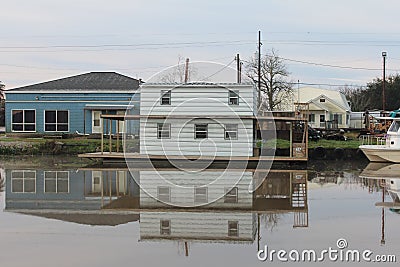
[{"x1": 0, "y1": 156, "x2": 398, "y2": 267}]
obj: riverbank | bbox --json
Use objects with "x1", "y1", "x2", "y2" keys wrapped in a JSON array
[
  {"x1": 0, "y1": 135, "x2": 365, "y2": 160},
  {"x1": 0, "y1": 136, "x2": 139, "y2": 155}
]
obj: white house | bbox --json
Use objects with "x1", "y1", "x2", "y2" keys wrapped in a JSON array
[
  {"x1": 286, "y1": 87, "x2": 351, "y2": 129},
  {"x1": 139, "y1": 83, "x2": 256, "y2": 157}
]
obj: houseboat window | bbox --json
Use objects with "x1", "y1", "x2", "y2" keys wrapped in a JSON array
[
  {"x1": 224, "y1": 124, "x2": 238, "y2": 140},
  {"x1": 319, "y1": 114, "x2": 325, "y2": 122},
  {"x1": 45, "y1": 110, "x2": 69, "y2": 132},
  {"x1": 160, "y1": 90, "x2": 171, "y2": 105},
  {"x1": 11, "y1": 170, "x2": 36, "y2": 193},
  {"x1": 228, "y1": 221, "x2": 239, "y2": 237},
  {"x1": 44, "y1": 171, "x2": 69, "y2": 193},
  {"x1": 224, "y1": 187, "x2": 238, "y2": 203},
  {"x1": 388, "y1": 121, "x2": 400, "y2": 132},
  {"x1": 157, "y1": 123, "x2": 171, "y2": 139},
  {"x1": 12, "y1": 110, "x2": 36, "y2": 132},
  {"x1": 160, "y1": 220, "x2": 171, "y2": 235},
  {"x1": 308, "y1": 114, "x2": 315, "y2": 123},
  {"x1": 228, "y1": 90, "x2": 239, "y2": 105},
  {"x1": 157, "y1": 186, "x2": 171, "y2": 202},
  {"x1": 195, "y1": 124, "x2": 208, "y2": 139},
  {"x1": 194, "y1": 187, "x2": 208, "y2": 203},
  {"x1": 320, "y1": 98, "x2": 325, "y2": 102}
]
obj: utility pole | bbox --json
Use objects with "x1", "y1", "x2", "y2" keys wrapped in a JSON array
[
  {"x1": 258, "y1": 30, "x2": 262, "y2": 110},
  {"x1": 184, "y1": 58, "x2": 190, "y2": 83},
  {"x1": 382, "y1": 52, "x2": 387, "y2": 111},
  {"x1": 236, "y1": 53, "x2": 241, "y2": 84}
]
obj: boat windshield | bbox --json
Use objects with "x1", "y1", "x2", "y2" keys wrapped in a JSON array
[{"x1": 388, "y1": 121, "x2": 400, "y2": 133}]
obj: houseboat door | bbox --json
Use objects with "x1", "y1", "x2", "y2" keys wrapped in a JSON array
[{"x1": 92, "y1": 111, "x2": 102, "y2": 133}]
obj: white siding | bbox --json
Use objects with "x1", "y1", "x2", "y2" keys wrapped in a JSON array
[
  {"x1": 140, "y1": 118, "x2": 253, "y2": 156},
  {"x1": 140, "y1": 84, "x2": 256, "y2": 117},
  {"x1": 140, "y1": 211, "x2": 256, "y2": 242},
  {"x1": 139, "y1": 171, "x2": 253, "y2": 208}
]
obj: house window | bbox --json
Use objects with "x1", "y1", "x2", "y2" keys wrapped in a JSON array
[
  {"x1": 333, "y1": 114, "x2": 343, "y2": 124},
  {"x1": 320, "y1": 114, "x2": 325, "y2": 122},
  {"x1": 44, "y1": 171, "x2": 69, "y2": 193},
  {"x1": 157, "y1": 186, "x2": 171, "y2": 202},
  {"x1": 160, "y1": 220, "x2": 171, "y2": 235},
  {"x1": 160, "y1": 90, "x2": 171, "y2": 105},
  {"x1": 228, "y1": 90, "x2": 239, "y2": 105},
  {"x1": 195, "y1": 124, "x2": 208, "y2": 139},
  {"x1": 44, "y1": 110, "x2": 69, "y2": 132},
  {"x1": 224, "y1": 124, "x2": 238, "y2": 140},
  {"x1": 224, "y1": 187, "x2": 238, "y2": 203},
  {"x1": 11, "y1": 170, "x2": 36, "y2": 193},
  {"x1": 157, "y1": 123, "x2": 171, "y2": 139},
  {"x1": 308, "y1": 114, "x2": 315, "y2": 123},
  {"x1": 319, "y1": 98, "x2": 325, "y2": 103},
  {"x1": 12, "y1": 110, "x2": 36, "y2": 132},
  {"x1": 194, "y1": 187, "x2": 208, "y2": 203},
  {"x1": 228, "y1": 221, "x2": 239, "y2": 237}
]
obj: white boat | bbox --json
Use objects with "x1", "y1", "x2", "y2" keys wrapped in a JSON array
[{"x1": 359, "y1": 119, "x2": 400, "y2": 163}]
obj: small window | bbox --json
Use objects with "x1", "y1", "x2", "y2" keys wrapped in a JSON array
[
  {"x1": 194, "y1": 187, "x2": 208, "y2": 203},
  {"x1": 45, "y1": 110, "x2": 69, "y2": 132},
  {"x1": 228, "y1": 90, "x2": 239, "y2": 105},
  {"x1": 12, "y1": 110, "x2": 36, "y2": 132},
  {"x1": 44, "y1": 171, "x2": 69, "y2": 193},
  {"x1": 224, "y1": 187, "x2": 238, "y2": 203},
  {"x1": 195, "y1": 124, "x2": 208, "y2": 139},
  {"x1": 319, "y1": 114, "x2": 325, "y2": 123},
  {"x1": 160, "y1": 90, "x2": 171, "y2": 105},
  {"x1": 319, "y1": 98, "x2": 325, "y2": 103},
  {"x1": 160, "y1": 220, "x2": 171, "y2": 235},
  {"x1": 308, "y1": 114, "x2": 315, "y2": 123},
  {"x1": 228, "y1": 221, "x2": 239, "y2": 237},
  {"x1": 157, "y1": 123, "x2": 171, "y2": 139},
  {"x1": 224, "y1": 124, "x2": 238, "y2": 140},
  {"x1": 11, "y1": 170, "x2": 36, "y2": 193},
  {"x1": 157, "y1": 186, "x2": 171, "y2": 202}
]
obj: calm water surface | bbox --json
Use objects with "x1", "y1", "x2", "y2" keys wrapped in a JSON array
[{"x1": 0, "y1": 156, "x2": 399, "y2": 267}]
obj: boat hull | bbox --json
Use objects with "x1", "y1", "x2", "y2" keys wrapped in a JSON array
[{"x1": 359, "y1": 145, "x2": 400, "y2": 163}]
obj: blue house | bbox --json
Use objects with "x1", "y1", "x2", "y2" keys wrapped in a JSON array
[{"x1": 4, "y1": 72, "x2": 140, "y2": 135}]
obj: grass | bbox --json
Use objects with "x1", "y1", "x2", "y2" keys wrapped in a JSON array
[
  {"x1": 0, "y1": 135, "x2": 140, "y2": 155},
  {"x1": 258, "y1": 138, "x2": 362, "y2": 149}
]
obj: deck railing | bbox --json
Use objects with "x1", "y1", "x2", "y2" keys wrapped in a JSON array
[{"x1": 359, "y1": 135, "x2": 387, "y2": 146}]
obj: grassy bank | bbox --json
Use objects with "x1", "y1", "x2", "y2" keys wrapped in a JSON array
[
  {"x1": 260, "y1": 138, "x2": 362, "y2": 150},
  {"x1": 0, "y1": 135, "x2": 139, "y2": 155}
]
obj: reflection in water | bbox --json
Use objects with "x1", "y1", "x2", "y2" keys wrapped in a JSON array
[
  {"x1": 4, "y1": 162, "x2": 400, "y2": 257},
  {"x1": 3, "y1": 166, "x2": 309, "y2": 254}
]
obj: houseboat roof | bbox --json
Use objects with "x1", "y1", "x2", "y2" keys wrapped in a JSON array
[
  {"x1": 141, "y1": 82, "x2": 254, "y2": 88},
  {"x1": 6, "y1": 72, "x2": 141, "y2": 92}
]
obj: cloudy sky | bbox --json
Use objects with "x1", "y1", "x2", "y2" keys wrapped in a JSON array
[{"x1": 1, "y1": 0, "x2": 399, "y2": 88}]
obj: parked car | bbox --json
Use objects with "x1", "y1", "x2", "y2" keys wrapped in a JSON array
[{"x1": 308, "y1": 126, "x2": 321, "y2": 141}]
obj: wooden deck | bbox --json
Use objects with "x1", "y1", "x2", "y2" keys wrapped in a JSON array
[{"x1": 79, "y1": 152, "x2": 307, "y2": 161}]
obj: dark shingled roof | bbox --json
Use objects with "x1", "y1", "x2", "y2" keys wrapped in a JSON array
[{"x1": 8, "y1": 72, "x2": 140, "y2": 91}]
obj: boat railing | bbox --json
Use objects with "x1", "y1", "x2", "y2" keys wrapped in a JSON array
[{"x1": 359, "y1": 135, "x2": 387, "y2": 146}]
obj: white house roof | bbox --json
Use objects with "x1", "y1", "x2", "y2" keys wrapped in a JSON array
[{"x1": 293, "y1": 87, "x2": 351, "y2": 112}]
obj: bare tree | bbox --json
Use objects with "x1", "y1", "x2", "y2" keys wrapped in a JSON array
[
  {"x1": 157, "y1": 56, "x2": 197, "y2": 83},
  {"x1": 0, "y1": 81, "x2": 5, "y2": 100},
  {"x1": 246, "y1": 49, "x2": 293, "y2": 111}
]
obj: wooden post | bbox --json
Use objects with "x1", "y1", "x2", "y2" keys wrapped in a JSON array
[
  {"x1": 101, "y1": 117, "x2": 104, "y2": 155},
  {"x1": 109, "y1": 119, "x2": 112, "y2": 153},
  {"x1": 117, "y1": 119, "x2": 120, "y2": 153}
]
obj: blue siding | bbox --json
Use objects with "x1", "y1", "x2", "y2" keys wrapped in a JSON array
[{"x1": 5, "y1": 92, "x2": 140, "y2": 134}]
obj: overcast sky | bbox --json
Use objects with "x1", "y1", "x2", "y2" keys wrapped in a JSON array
[{"x1": 1, "y1": 0, "x2": 400, "y2": 88}]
